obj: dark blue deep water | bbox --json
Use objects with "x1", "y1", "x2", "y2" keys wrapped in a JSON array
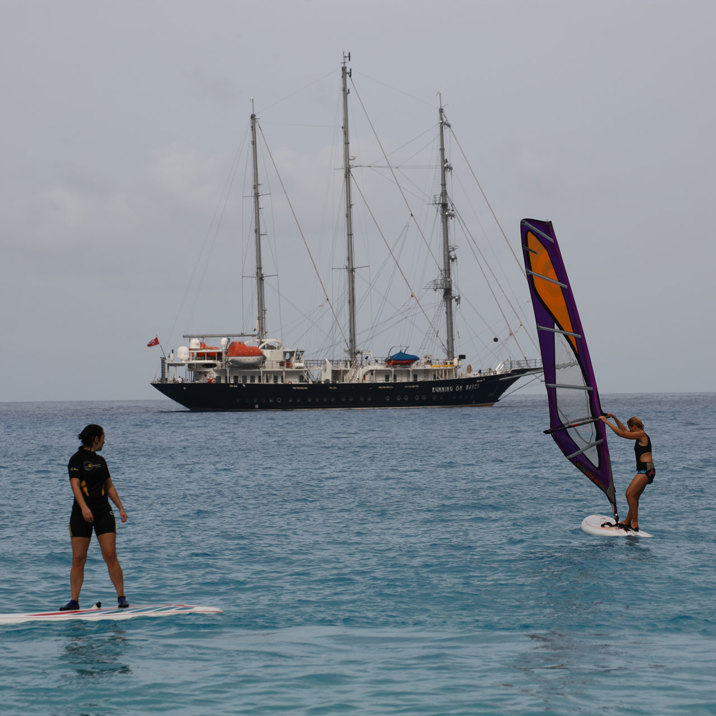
[{"x1": 1, "y1": 393, "x2": 715, "y2": 714}]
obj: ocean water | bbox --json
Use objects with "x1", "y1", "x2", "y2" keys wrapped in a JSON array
[{"x1": 0, "y1": 393, "x2": 715, "y2": 714}]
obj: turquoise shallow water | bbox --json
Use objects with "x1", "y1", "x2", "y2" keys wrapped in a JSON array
[{"x1": 1, "y1": 393, "x2": 715, "y2": 714}]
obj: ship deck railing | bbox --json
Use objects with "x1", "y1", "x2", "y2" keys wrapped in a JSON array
[
  {"x1": 154, "y1": 356, "x2": 542, "y2": 384},
  {"x1": 496, "y1": 358, "x2": 543, "y2": 372},
  {"x1": 300, "y1": 357, "x2": 542, "y2": 373}
]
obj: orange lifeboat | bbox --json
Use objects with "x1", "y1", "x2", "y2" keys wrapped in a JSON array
[{"x1": 226, "y1": 342, "x2": 265, "y2": 368}]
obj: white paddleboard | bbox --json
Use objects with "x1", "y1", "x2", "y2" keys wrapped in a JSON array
[
  {"x1": 581, "y1": 514, "x2": 652, "y2": 538},
  {"x1": 0, "y1": 603, "x2": 222, "y2": 626}
]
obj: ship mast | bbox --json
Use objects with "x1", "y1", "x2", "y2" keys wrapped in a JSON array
[
  {"x1": 341, "y1": 53, "x2": 358, "y2": 362},
  {"x1": 438, "y1": 103, "x2": 456, "y2": 361},
  {"x1": 250, "y1": 103, "x2": 267, "y2": 341}
]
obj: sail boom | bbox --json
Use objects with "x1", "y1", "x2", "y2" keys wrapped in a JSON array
[
  {"x1": 546, "y1": 383, "x2": 593, "y2": 391},
  {"x1": 544, "y1": 416, "x2": 600, "y2": 434}
]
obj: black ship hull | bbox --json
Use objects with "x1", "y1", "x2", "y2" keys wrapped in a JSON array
[{"x1": 151, "y1": 369, "x2": 533, "y2": 411}]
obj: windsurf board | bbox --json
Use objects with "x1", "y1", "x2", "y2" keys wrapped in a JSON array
[
  {"x1": 0, "y1": 603, "x2": 223, "y2": 626},
  {"x1": 581, "y1": 514, "x2": 652, "y2": 538}
]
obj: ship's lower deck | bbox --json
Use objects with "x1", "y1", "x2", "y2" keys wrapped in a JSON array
[{"x1": 152, "y1": 370, "x2": 533, "y2": 411}]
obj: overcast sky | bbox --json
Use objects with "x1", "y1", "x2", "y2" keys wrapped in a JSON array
[{"x1": 2, "y1": 0, "x2": 714, "y2": 403}]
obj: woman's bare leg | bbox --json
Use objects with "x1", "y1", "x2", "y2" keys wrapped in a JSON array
[
  {"x1": 624, "y1": 474, "x2": 648, "y2": 529},
  {"x1": 97, "y1": 532, "x2": 124, "y2": 597},
  {"x1": 70, "y1": 537, "x2": 91, "y2": 601}
]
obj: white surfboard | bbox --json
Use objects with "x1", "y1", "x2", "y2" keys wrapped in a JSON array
[
  {"x1": 581, "y1": 514, "x2": 652, "y2": 538},
  {"x1": 0, "y1": 603, "x2": 223, "y2": 626}
]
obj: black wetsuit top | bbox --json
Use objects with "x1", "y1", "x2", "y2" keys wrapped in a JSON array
[
  {"x1": 634, "y1": 433, "x2": 652, "y2": 471},
  {"x1": 68, "y1": 448, "x2": 111, "y2": 513}
]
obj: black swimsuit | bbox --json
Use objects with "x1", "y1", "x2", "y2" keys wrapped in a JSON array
[{"x1": 634, "y1": 434, "x2": 655, "y2": 483}]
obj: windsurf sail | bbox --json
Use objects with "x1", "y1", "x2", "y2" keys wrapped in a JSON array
[{"x1": 520, "y1": 219, "x2": 617, "y2": 514}]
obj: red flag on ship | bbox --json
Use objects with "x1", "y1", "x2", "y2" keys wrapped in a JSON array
[{"x1": 147, "y1": 337, "x2": 160, "y2": 347}]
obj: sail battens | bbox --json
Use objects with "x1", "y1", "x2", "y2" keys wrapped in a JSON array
[
  {"x1": 526, "y1": 269, "x2": 568, "y2": 288},
  {"x1": 521, "y1": 218, "x2": 616, "y2": 511},
  {"x1": 546, "y1": 382, "x2": 593, "y2": 391},
  {"x1": 537, "y1": 324, "x2": 582, "y2": 339},
  {"x1": 567, "y1": 439, "x2": 604, "y2": 460},
  {"x1": 523, "y1": 221, "x2": 555, "y2": 244}
]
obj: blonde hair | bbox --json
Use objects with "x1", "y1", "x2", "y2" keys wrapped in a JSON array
[{"x1": 627, "y1": 417, "x2": 644, "y2": 430}]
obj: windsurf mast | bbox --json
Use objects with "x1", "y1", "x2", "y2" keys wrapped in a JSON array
[{"x1": 520, "y1": 218, "x2": 617, "y2": 515}]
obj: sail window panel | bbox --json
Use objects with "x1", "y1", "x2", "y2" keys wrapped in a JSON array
[
  {"x1": 553, "y1": 332, "x2": 600, "y2": 466},
  {"x1": 553, "y1": 332, "x2": 584, "y2": 400},
  {"x1": 559, "y1": 390, "x2": 600, "y2": 466}
]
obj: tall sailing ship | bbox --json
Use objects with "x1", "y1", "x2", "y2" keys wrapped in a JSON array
[{"x1": 151, "y1": 56, "x2": 540, "y2": 411}]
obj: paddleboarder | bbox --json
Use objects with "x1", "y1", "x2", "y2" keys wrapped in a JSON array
[
  {"x1": 599, "y1": 414, "x2": 655, "y2": 532},
  {"x1": 59, "y1": 424, "x2": 129, "y2": 610}
]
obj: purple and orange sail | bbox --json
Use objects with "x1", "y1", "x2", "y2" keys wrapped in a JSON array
[{"x1": 520, "y1": 219, "x2": 617, "y2": 512}]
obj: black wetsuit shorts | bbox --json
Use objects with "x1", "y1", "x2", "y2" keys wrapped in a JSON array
[{"x1": 69, "y1": 504, "x2": 116, "y2": 538}]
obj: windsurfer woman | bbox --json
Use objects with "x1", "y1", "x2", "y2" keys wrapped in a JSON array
[{"x1": 599, "y1": 414, "x2": 655, "y2": 532}]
